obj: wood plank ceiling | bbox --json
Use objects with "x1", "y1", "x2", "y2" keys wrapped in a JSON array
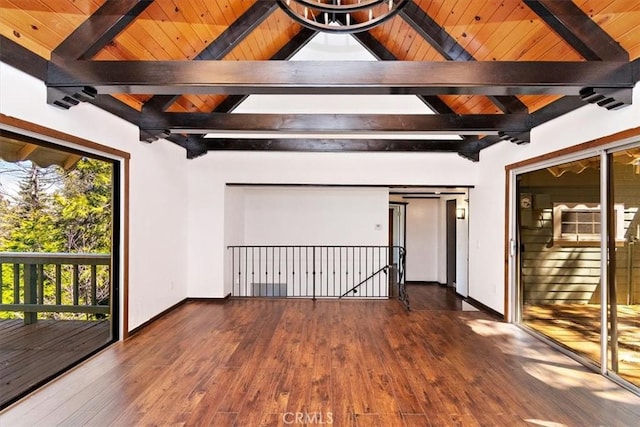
[{"x1": 1, "y1": 0, "x2": 639, "y2": 161}]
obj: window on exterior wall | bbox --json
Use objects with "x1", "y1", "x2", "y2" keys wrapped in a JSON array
[{"x1": 553, "y1": 203, "x2": 625, "y2": 246}]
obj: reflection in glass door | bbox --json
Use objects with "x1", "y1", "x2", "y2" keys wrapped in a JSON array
[
  {"x1": 0, "y1": 133, "x2": 119, "y2": 408},
  {"x1": 609, "y1": 148, "x2": 640, "y2": 387},
  {"x1": 518, "y1": 155, "x2": 602, "y2": 366}
]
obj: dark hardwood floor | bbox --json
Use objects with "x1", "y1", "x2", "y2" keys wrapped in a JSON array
[{"x1": 1, "y1": 285, "x2": 640, "y2": 426}]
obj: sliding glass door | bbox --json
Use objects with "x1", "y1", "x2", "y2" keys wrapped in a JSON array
[
  {"x1": 514, "y1": 143, "x2": 640, "y2": 391},
  {"x1": 517, "y1": 155, "x2": 602, "y2": 366},
  {"x1": 0, "y1": 131, "x2": 120, "y2": 408},
  {"x1": 609, "y1": 148, "x2": 640, "y2": 385}
]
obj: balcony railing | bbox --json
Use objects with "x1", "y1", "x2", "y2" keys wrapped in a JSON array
[
  {"x1": 0, "y1": 252, "x2": 111, "y2": 324},
  {"x1": 227, "y1": 246, "x2": 407, "y2": 307}
]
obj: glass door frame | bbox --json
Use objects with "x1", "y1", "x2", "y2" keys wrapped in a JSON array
[{"x1": 507, "y1": 136, "x2": 640, "y2": 395}]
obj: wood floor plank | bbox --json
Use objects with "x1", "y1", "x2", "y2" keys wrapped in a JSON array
[{"x1": 2, "y1": 289, "x2": 640, "y2": 426}]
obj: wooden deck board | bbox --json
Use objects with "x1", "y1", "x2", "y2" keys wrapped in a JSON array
[
  {"x1": 524, "y1": 303, "x2": 640, "y2": 384},
  {"x1": 0, "y1": 319, "x2": 111, "y2": 409},
  {"x1": 2, "y1": 287, "x2": 640, "y2": 426}
]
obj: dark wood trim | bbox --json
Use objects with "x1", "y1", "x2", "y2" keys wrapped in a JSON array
[
  {"x1": 122, "y1": 156, "x2": 130, "y2": 339},
  {"x1": 203, "y1": 138, "x2": 463, "y2": 152},
  {"x1": 0, "y1": 35, "x2": 47, "y2": 80},
  {"x1": 225, "y1": 183, "x2": 475, "y2": 189},
  {"x1": 52, "y1": 0, "x2": 153, "y2": 61},
  {"x1": 505, "y1": 126, "x2": 640, "y2": 171},
  {"x1": 0, "y1": 114, "x2": 130, "y2": 159},
  {"x1": 0, "y1": 114, "x2": 132, "y2": 340},
  {"x1": 465, "y1": 297, "x2": 505, "y2": 320},
  {"x1": 127, "y1": 299, "x2": 188, "y2": 337},
  {"x1": 127, "y1": 295, "x2": 232, "y2": 337},
  {"x1": 524, "y1": 0, "x2": 629, "y2": 61},
  {"x1": 504, "y1": 168, "x2": 511, "y2": 322},
  {"x1": 406, "y1": 281, "x2": 444, "y2": 286},
  {"x1": 141, "y1": 112, "x2": 534, "y2": 135},
  {"x1": 46, "y1": 60, "x2": 635, "y2": 96},
  {"x1": 186, "y1": 294, "x2": 232, "y2": 303},
  {"x1": 399, "y1": 1, "x2": 528, "y2": 114}
]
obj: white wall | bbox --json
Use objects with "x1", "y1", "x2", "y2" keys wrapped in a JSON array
[
  {"x1": 470, "y1": 84, "x2": 640, "y2": 314},
  {"x1": 405, "y1": 199, "x2": 440, "y2": 282},
  {"x1": 0, "y1": 62, "x2": 190, "y2": 332},
  {"x1": 242, "y1": 187, "x2": 388, "y2": 245},
  {"x1": 187, "y1": 152, "x2": 479, "y2": 297},
  {"x1": 8, "y1": 55, "x2": 634, "y2": 318}
]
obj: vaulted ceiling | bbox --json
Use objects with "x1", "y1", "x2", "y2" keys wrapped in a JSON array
[{"x1": 1, "y1": 0, "x2": 639, "y2": 161}]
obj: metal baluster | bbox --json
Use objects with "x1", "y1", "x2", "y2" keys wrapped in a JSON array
[
  {"x1": 312, "y1": 246, "x2": 316, "y2": 300},
  {"x1": 332, "y1": 247, "x2": 336, "y2": 297},
  {"x1": 358, "y1": 247, "x2": 362, "y2": 295},
  {"x1": 244, "y1": 247, "x2": 248, "y2": 297},
  {"x1": 278, "y1": 247, "x2": 282, "y2": 297},
  {"x1": 251, "y1": 247, "x2": 255, "y2": 296}
]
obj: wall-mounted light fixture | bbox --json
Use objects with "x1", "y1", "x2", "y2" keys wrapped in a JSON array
[{"x1": 456, "y1": 207, "x2": 466, "y2": 220}]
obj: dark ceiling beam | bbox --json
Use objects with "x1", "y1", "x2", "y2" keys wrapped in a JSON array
[
  {"x1": 139, "y1": 113, "x2": 534, "y2": 135},
  {"x1": 524, "y1": 0, "x2": 628, "y2": 61},
  {"x1": 347, "y1": 23, "x2": 456, "y2": 115},
  {"x1": 192, "y1": 25, "x2": 316, "y2": 156},
  {"x1": 212, "y1": 26, "x2": 317, "y2": 114},
  {"x1": 0, "y1": 37, "x2": 193, "y2": 153},
  {"x1": 142, "y1": 1, "x2": 280, "y2": 154},
  {"x1": 399, "y1": 1, "x2": 528, "y2": 114},
  {"x1": 52, "y1": 0, "x2": 153, "y2": 61},
  {"x1": 143, "y1": 0, "x2": 279, "y2": 114},
  {"x1": 202, "y1": 138, "x2": 464, "y2": 152},
  {"x1": 457, "y1": 96, "x2": 588, "y2": 159},
  {"x1": 46, "y1": 60, "x2": 635, "y2": 96},
  {"x1": 0, "y1": 35, "x2": 47, "y2": 80}
]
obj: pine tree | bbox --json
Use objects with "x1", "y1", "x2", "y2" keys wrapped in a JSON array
[{"x1": 1, "y1": 163, "x2": 59, "y2": 252}]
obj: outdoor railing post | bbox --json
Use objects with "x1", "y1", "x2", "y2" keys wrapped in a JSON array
[{"x1": 23, "y1": 263, "x2": 37, "y2": 325}]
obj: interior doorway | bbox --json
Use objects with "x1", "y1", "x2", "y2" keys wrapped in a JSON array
[
  {"x1": 446, "y1": 199, "x2": 457, "y2": 287},
  {"x1": 388, "y1": 203, "x2": 406, "y2": 284}
]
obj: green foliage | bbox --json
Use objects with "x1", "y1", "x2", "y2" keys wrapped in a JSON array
[
  {"x1": 1, "y1": 164, "x2": 59, "y2": 252},
  {"x1": 54, "y1": 158, "x2": 112, "y2": 253},
  {"x1": 0, "y1": 158, "x2": 113, "y2": 320}
]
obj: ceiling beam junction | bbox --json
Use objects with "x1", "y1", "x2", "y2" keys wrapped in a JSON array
[
  {"x1": 524, "y1": 0, "x2": 629, "y2": 62},
  {"x1": 51, "y1": 0, "x2": 153, "y2": 61},
  {"x1": 399, "y1": 1, "x2": 528, "y2": 114},
  {"x1": 142, "y1": 0, "x2": 279, "y2": 117}
]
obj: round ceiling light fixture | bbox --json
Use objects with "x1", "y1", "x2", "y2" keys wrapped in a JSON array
[{"x1": 277, "y1": 0, "x2": 409, "y2": 33}]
